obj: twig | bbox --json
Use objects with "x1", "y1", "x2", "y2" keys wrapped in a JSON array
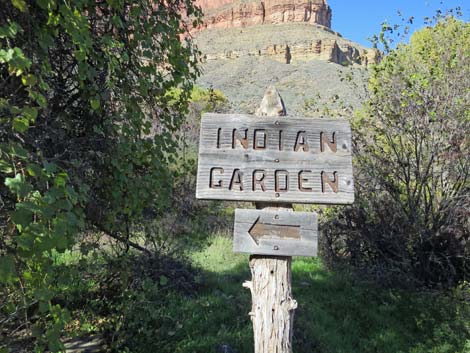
[{"x1": 95, "y1": 225, "x2": 152, "y2": 256}]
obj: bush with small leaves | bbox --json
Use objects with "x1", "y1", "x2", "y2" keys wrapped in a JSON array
[
  {"x1": 322, "y1": 16, "x2": 470, "y2": 287},
  {"x1": 0, "y1": 0, "x2": 201, "y2": 351}
]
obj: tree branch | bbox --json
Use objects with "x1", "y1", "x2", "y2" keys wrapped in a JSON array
[{"x1": 95, "y1": 224, "x2": 152, "y2": 256}]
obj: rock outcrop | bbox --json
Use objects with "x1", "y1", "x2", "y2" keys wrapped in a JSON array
[
  {"x1": 193, "y1": 0, "x2": 380, "y2": 115},
  {"x1": 195, "y1": 23, "x2": 380, "y2": 66},
  {"x1": 194, "y1": 0, "x2": 332, "y2": 31},
  {"x1": 192, "y1": 0, "x2": 379, "y2": 67}
]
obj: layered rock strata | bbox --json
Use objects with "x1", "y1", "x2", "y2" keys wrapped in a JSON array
[
  {"x1": 195, "y1": 0, "x2": 332, "y2": 31},
  {"x1": 193, "y1": 0, "x2": 379, "y2": 115},
  {"x1": 195, "y1": 23, "x2": 380, "y2": 66}
]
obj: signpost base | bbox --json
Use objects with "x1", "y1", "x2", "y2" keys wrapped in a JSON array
[{"x1": 243, "y1": 255, "x2": 297, "y2": 353}]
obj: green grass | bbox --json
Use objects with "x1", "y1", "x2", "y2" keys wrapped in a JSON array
[
  {"x1": 292, "y1": 260, "x2": 470, "y2": 353},
  {"x1": 190, "y1": 235, "x2": 248, "y2": 273},
  {"x1": 64, "y1": 235, "x2": 469, "y2": 353},
  {"x1": 128, "y1": 235, "x2": 470, "y2": 353},
  {"x1": 117, "y1": 236, "x2": 253, "y2": 353}
]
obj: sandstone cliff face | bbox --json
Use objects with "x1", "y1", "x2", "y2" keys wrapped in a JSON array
[
  {"x1": 192, "y1": 0, "x2": 379, "y2": 67},
  {"x1": 194, "y1": 0, "x2": 332, "y2": 31},
  {"x1": 203, "y1": 39, "x2": 379, "y2": 66},
  {"x1": 195, "y1": 23, "x2": 380, "y2": 67},
  {"x1": 194, "y1": 0, "x2": 377, "y2": 115}
]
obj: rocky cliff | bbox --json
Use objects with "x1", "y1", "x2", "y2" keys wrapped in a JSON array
[
  {"x1": 195, "y1": 23, "x2": 379, "y2": 66},
  {"x1": 192, "y1": 0, "x2": 378, "y2": 67},
  {"x1": 193, "y1": 0, "x2": 378, "y2": 114},
  {"x1": 194, "y1": 0, "x2": 332, "y2": 31}
]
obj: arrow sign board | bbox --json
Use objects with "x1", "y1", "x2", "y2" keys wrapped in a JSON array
[
  {"x1": 196, "y1": 113, "x2": 354, "y2": 204},
  {"x1": 233, "y1": 209, "x2": 318, "y2": 257}
]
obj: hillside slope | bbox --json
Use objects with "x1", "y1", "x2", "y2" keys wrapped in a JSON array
[{"x1": 192, "y1": 0, "x2": 376, "y2": 115}]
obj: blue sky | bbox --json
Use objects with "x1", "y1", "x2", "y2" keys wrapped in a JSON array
[{"x1": 328, "y1": 0, "x2": 470, "y2": 47}]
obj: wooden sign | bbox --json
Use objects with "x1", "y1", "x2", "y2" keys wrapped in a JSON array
[
  {"x1": 233, "y1": 209, "x2": 318, "y2": 257},
  {"x1": 196, "y1": 113, "x2": 354, "y2": 204}
]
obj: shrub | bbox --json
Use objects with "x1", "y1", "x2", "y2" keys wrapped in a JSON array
[
  {"x1": 322, "y1": 17, "x2": 470, "y2": 287},
  {"x1": 0, "y1": 0, "x2": 201, "y2": 350}
]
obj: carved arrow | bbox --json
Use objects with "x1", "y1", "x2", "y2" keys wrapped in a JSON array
[{"x1": 248, "y1": 216, "x2": 301, "y2": 245}]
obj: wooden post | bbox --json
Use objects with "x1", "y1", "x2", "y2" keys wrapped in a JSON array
[
  {"x1": 196, "y1": 86, "x2": 354, "y2": 353},
  {"x1": 242, "y1": 86, "x2": 297, "y2": 353},
  {"x1": 195, "y1": 86, "x2": 354, "y2": 352}
]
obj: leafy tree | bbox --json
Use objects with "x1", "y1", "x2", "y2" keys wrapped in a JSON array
[
  {"x1": 0, "y1": 0, "x2": 201, "y2": 351},
  {"x1": 323, "y1": 17, "x2": 470, "y2": 287}
]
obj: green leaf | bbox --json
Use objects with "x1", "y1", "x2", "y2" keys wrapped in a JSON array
[
  {"x1": 7, "y1": 47, "x2": 31, "y2": 76},
  {"x1": 11, "y1": 0, "x2": 28, "y2": 12},
  {"x1": 55, "y1": 199, "x2": 73, "y2": 211},
  {"x1": 26, "y1": 163, "x2": 43, "y2": 177},
  {"x1": 0, "y1": 21, "x2": 21, "y2": 39},
  {"x1": 74, "y1": 48, "x2": 87, "y2": 62},
  {"x1": 17, "y1": 201, "x2": 42, "y2": 213},
  {"x1": 23, "y1": 106, "x2": 38, "y2": 120},
  {"x1": 44, "y1": 161, "x2": 58, "y2": 174},
  {"x1": 0, "y1": 255, "x2": 17, "y2": 283},
  {"x1": 5, "y1": 174, "x2": 32, "y2": 197},
  {"x1": 0, "y1": 159, "x2": 13, "y2": 174},
  {"x1": 65, "y1": 186, "x2": 79, "y2": 203},
  {"x1": 16, "y1": 232, "x2": 35, "y2": 251},
  {"x1": 38, "y1": 30, "x2": 54, "y2": 51},
  {"x1": 44, "y1": 186, "x2": 64, "y2": 203},
  {"x1": 28, "y1": 91, "x2": 46, "y2": 108},
  {"x1": 12, "y1": 117, "x2": 30, "y2": 132},
  {"x1": 90, "y1": 98, "x2": 100, "y2": 110},
  {"x1": 9, "y1": 144, "x2": 28, "y2": 159},
  {"x1": 49, "y1": 228, "x2": 68, "y2": 251},
  {"x1": 11, "y1": 206, "x2": 33, "y2": 229},
  {"x1": 0, "y1": 49, "x2": 14, "y2": 63},
  {"x1": 21, "y1": 74, "x2": 37, "y2": 86},
  {"x1": 66, "y1": 211, "x2": 83, "y2": 229},
  {"x1": 54, "y1": 172, "x2": 68, "y2": 187}
]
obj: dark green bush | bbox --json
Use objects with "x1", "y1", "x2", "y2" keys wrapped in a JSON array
[{"x1": 0, "y1": 0, "x2": 201, "y2": 350}]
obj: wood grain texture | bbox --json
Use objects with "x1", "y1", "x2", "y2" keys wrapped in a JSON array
[
  {"x1": 243, "y1": 256, "x2": 297, "y2": 353},
  {"x1": 196, "y1": 113, "x2": 354, "y2": 204},
  {"x1": 234, "y1": 209, "x2": 318, "y2": 257},
  {"x1": 246, "y1": 86, "x2": 296, "y2": 353}
]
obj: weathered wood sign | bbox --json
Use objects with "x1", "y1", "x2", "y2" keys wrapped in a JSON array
[
  {"x1": 196, "y1": 113, "x2": 354, "y2": 204},
  {"x1": 233, "y1": 209, "x2": 318, "y2": 257},
  {"x1": 195, "y1": 87, "x2": 356, "y2": 353}
]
